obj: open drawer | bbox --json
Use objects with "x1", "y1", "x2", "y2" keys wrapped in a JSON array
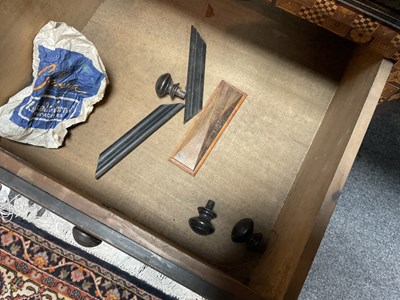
[{"x1": 0, "y1": 0, "x2": 392, "y2": 299}]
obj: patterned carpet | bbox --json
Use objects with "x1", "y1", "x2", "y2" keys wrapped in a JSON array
[
  {"x1": 0, "y1": 216, "x2": 176, "y2": 300},
  {"x1": 0, "y1": 184, "x2": 201, "y2": 300}
]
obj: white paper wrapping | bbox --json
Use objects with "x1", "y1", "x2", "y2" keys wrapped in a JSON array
[{"x1": 0, "y1": 21, "x2": 108, "y2": 148}]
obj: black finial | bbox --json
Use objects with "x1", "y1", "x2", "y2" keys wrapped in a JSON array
[
  {"x1": 155, "y1": 73, "x2": 186, "y2": 100},
  {"x1": 189, "y1": 200, "x2": 217, "y2": 235},
  {"x1": 231, "y1": 218, "x2": 266, "y2": 253}
]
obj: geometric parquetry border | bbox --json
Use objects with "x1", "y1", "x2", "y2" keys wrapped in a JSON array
[{"x1": 273, "y1": 0, "x2": 400, "y2": 101}]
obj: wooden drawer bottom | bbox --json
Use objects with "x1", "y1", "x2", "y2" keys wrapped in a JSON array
[{"x1": 0, "y1": 0, "x2": 392, "y2": 298}]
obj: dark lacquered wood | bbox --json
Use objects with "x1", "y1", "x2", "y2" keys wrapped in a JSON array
[{"x1": 0, "y1": 165, "x2": 261, "y2": 300}]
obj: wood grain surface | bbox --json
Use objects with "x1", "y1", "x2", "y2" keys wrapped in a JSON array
[
  {"x1": 0, "y1": 1, "x2": 391, "y2": 298},
  {"x1": 0, "y1": 0, "x2": 353, "y2": 269},
  {"x1": 249, "y1": 48, "x2": 392, "y2": 300},
  {"x1": 0, "y1": 0, "x2": 358, "y2": 289},
  {"x1": 0, "y1": 150, "x2": 261, "y2": 300},
  {"x1": 170, "y1": 81, "x2": 247, "y2": 176}
]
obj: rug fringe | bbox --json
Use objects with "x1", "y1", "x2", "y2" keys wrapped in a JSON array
[
  {"x1": 0, "y1": 185, "x2": 19, "y2": 223},
  {"x1": 0, "y1": 184, "x2": 203, "y2": 299}
]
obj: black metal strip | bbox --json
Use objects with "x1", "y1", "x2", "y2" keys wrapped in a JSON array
[
  {"x1": 184, "y1": 26, "x2": 207, "y2": 123},
  {"x1": 96, "y1": 103, "x2": 184, "y2": 179},
  {"x1": 0, "y1": 167, "x2": 252, "y2": 300}
]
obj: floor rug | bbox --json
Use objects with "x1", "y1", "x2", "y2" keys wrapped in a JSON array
[{"x1": 0, "y1": 216, "x2": 176, "y2": 300}]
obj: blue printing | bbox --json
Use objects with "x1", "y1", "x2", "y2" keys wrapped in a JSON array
[{"x1": 11, "y1": 46, "x2": 105, "y2": 129}]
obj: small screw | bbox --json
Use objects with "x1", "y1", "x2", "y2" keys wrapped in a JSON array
[
  {"x1": 155, "y1": 73, "x2": 186, "y2": 100},
  {"x1": 189, "y1": 200, "x2": 217, "y2": 235}
]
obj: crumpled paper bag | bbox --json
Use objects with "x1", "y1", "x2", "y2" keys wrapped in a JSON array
[{"x1": 0, "y1": 21, "x2": 108, "y2": 148}]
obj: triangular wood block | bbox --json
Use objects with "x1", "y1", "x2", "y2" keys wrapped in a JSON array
[{"x1": 169, "y1": 81, "x2": 247, "y2": 176}]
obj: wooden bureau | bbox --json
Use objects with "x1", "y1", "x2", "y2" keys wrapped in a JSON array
[{"x1": 0, "y1": 0, "x2": 394, "y2": 299}]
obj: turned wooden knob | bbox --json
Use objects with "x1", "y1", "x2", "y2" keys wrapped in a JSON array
[
  {"x1": 231, "y1": 218, "x2": 266, "y2": 253},
  {"x1": 189, "y1": 200, "x2": 217, "y2": 235},
  {"x1": 155, "y1": 73, "x2": 186, "y2": 100},
  {"x1": 72, "y1": 226, "x2": 102, "y2": 247}
]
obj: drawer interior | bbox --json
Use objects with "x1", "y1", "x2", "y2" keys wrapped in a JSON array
[{"x1": 0, "y1": 0, "x2": 391, "y2": 298}]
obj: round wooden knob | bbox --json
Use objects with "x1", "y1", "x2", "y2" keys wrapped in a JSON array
[
  {"x1": 189, "y1": 200, "x2": 217, "y2": 235},
  {"x1": 231, "y1": 218, "x2": 266, "y2": 253},
  {"x1": 72, "y1": 226, "x2": 102, "y2": 247},
  {"x1": 155, "y1": 73, "x2": 186, "y2": 100},
  {"x1": 231, "y1": 218, "x2": 254, "y2": 243}
]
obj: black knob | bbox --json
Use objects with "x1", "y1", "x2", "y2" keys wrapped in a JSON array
[
  {"x1": 72, "y1": 226, "x2": 102, "y2": 247},
  {"x1": 231, "y1": 218, "x2": 266, "y2": 253},
  {"x1": 155, "y1": 73, "x2": 186, "y2": 100},
  {"x1": 189, "y1": 200, "x2": 217, "y2": 235}
]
